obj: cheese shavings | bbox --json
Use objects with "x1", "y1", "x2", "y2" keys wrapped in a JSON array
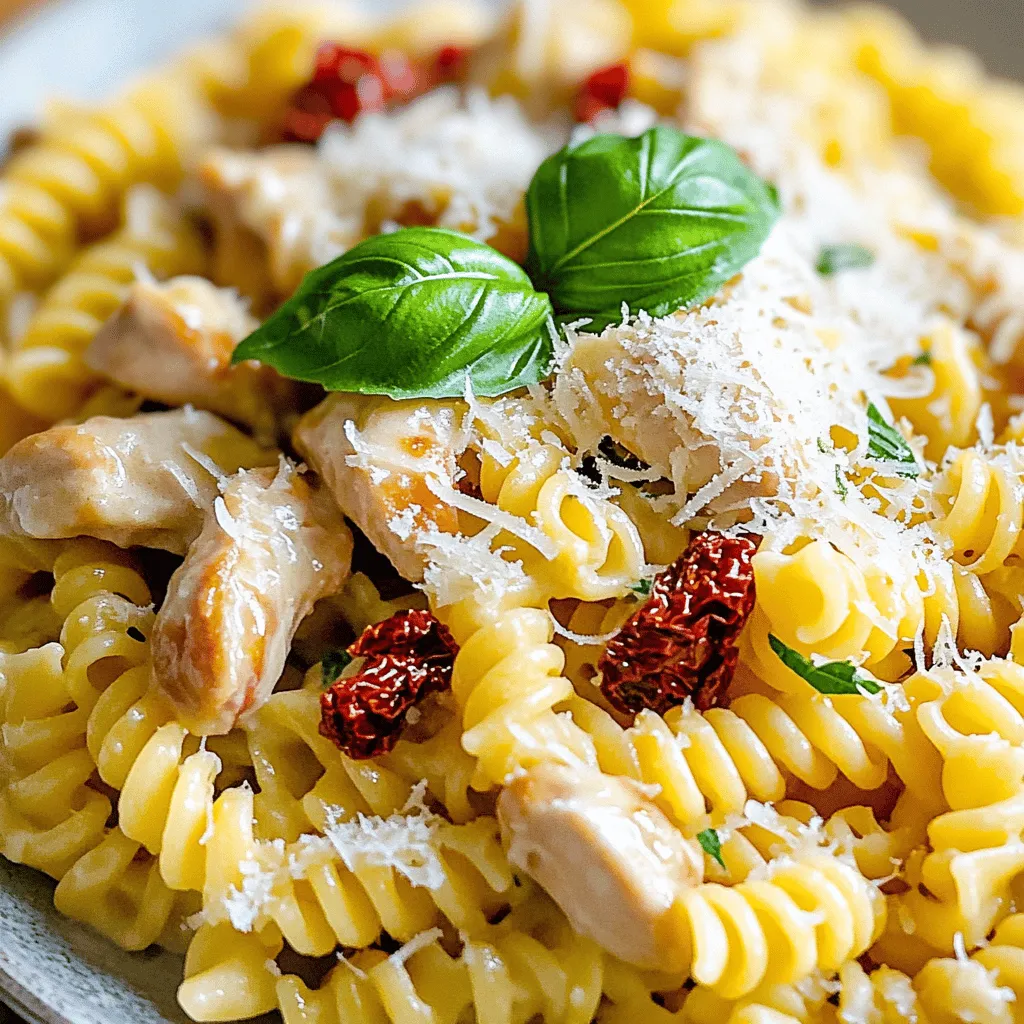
[{"x1": 314, "y1": 781, "x2": 448, "y2": 891}]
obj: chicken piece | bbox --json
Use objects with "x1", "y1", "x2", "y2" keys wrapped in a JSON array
[
  {"x1": 497, "y1": 762, "x2": 703, "y2": 971},
  {"x1": 151, "y1": 461, "x2": 353, "y2": 734},
  {"x1": 0, "y1": 409, "x2": 274, "y2": 555},
  {"x1": 470, "y1": 0, "x2": 630, "y2": 114},
  {"x1": 86, "y1": 276, "x2": 303, "y2": 442},
  {"x1": 199, "y1": 145, "x2": 355, "y2": 297},
  {"x1": 294, "y1": 394, "x2": 464, "y2": 582},
  {"x1": 554, "y1": 320, "x2": 781, "y2": 516}
]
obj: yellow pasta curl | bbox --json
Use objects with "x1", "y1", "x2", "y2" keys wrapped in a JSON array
[
  {"x1": 477, "y1": 440, "x2": 646, "y2": 603},
  {"x1": 681, "y1": 915, "x2": 1024, "y2": 1024},
  {"x1": 847, "y1": 5, "x2": 1024, "y2": 218},
  {"x1": 662, "y1": 851, "x2": 886, "y2": 1000},
  {"x1": 195, "y1": 780, "x2": 513, "y2": 959},
  {"x1": 875, "y1": 659, "x2": 1024, "y2": 966},
  {"x1": 4, "y1": 186, "x2": 206, "y2": 423},
  {"x1": 934, "y1": 445, "x2": 1024, "y2": 575},
  {"x1": 180, "y1": 897, "x2": 675, "y2": 1024},
  {"x1": 746, "y1": 537, "x2": 1012, "y2": 680},
  {"x1": 0, "y1": 69, "x2": 215, "y2": 309},
  {"x1": 52, "y1": 826, "x2": 196, "y2": 952}
]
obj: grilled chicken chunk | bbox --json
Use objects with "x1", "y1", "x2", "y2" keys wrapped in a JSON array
[
  {"x1": 294, "y1": 394, "x2": 463, "y2": 582},
  {"x1": 151, "y1": 460, "x2": 353, "y2": 734},
  {"x1": 86, "y1": 276, "x2": 301, "y2": 441},
  {"x1": 498, "y1": 762, "x2": 703, "y2": 971},
  {"x1": 0, "y1": 409, "x2": 273, "y2": 554}
]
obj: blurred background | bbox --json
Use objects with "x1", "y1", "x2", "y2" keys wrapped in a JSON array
[{"x1": 0, "y1": 0, "x2": 1020, "y2": 142}]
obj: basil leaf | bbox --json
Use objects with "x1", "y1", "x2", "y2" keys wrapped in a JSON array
[
  {"x1": 321, "y1": 649, "x2": 353, "y2": 687},
  {"x1": 866, "y1": 403, "x2": 919, "y2": 478},
  {"x1": 233, "y1": 227, "x2": 555, "y2": 399},
  {"x1": 767, "y1": 634, "x2": 881, "y2": 695},
  {"x1": 834, "y1": 466, "x2": 848, "y2": 500},
  {"x1": 816, "y1": 243, "x2": 874, "y2": 276},
  {"x1": 630, "y1": 578, "x2": 653, "y2": 597},
  {"x1": 526, "y1": 126, "x2": 781, "y2": 325},
  {"x1": 697, "y1": 828, "x2": 725, "y2": 868},
  {"x1": 911, "y1": 350, "x2": 932, "y2": 366}
]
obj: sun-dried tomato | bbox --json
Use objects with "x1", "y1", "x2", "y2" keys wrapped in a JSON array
[
  {"x1": 320, "y1": 609, "x2": 458, "y2": 759},
  {"x1": 598, "y1": 532, "x2": 758, "y2": 716},
  {"x1": 575, "y1": 62, "x2": 630, "y2": 123},
  {"x1": 282, "y1": 45, "x2": 384, "y2": 143},
  {"x1": 435, "y1": 45, "x2": 471, "y2": 82},
  {"x1": 282, "y1": 42, "x2": 474, "y2": 143}
]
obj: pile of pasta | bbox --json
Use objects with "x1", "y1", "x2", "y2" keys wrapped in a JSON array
[{"x1": 3, "y1": 1, "x2": 1024, "y2": 1022}]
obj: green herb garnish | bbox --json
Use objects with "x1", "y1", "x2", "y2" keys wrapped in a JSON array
[
  {"x1": 233, "y1": 227, "x2": 555, "y2": 399},
  {"x1": 911, "y1": 350, "x2": 933, "y2": 366},
  {"x1": 697, "y1": 828, "x2": 726, "y2": 868},
  {"x1": 767, "y1": 634, "x2": 881, "y2": 695},
  {"x1": 816, "y1": 243, "x2": 875, "y2": 276},
  {"x1": 630, "y1": 578, "x2": 653, "y2": 597},
  {"x1": 834, "y1": 466, "x2": 848, "y2": 500},
  {"x1": 526, "y1": 126, "x2": 781, "y2": 328},
  {"x1": 866, "y1": 403, "x2": 919, "y2": 477},
  {"x1": 320, "y1": 650, "x2": 353, "y2": 687}
]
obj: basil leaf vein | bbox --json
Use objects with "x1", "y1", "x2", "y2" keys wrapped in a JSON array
[
  {"x1": 233, "y1": 227, "x2": 556, "y2": 399},
  {"x1": 768, "y1": 634, "x2": 881, "y2": 695},
  {"x1": 526, "y1": 126, "x2": 781, "y2": 326}
]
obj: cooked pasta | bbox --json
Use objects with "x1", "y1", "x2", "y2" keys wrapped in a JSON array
[
  {"x1": 0, "y1": 69, "x2": 214, "y2": 312},
  {"x1": 3, "y1": 0, "x2": 1024, "y2": 1020},
  {"x1": 3, "y1": 186, "x2": 206, "y2": 422}
]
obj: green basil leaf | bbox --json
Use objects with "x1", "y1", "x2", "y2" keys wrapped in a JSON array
[
  {"x1": 866, "y1": 403, "x2": 919, "y2": 478},
  {"x1": 696, "y1": 828, "x2": 726, "y2": 868},
  {"x1": 321, "y1": 649, "x2": 353, "y2": 687},
  {"x1": 767, "y1": 634, "x2": 881, "y2": 695},
  {"x1": 816, "y1": 243, "x2": 875, "y2": 276},
  {"x1": 526, "y1": 125, "x2": 781, "y2": 325},
  {"x1": 911, "y1": 350, "x2": 932, "y2": 366},
  {"x1": 630, "y1": 578, "x2": 653, "y2": 597},
  {"x1": 834, "y1": 466, "x2": 848, "y2": 500},
  {"x1": 233, "y1": 227, "x2": 555, "y2": 399}
]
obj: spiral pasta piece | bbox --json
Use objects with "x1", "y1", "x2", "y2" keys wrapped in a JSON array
[
  {"x1": 875, "y1": 660, "x2": 1024, "y2": 964},
  {"x1": 682, "y1": 915, "x2": 1024, "y2": 1024},
  {"x1": 667, "y1": 851, "x2": 885, "y2": 999},
  {"x1": 180, "y1": 898, "x2": 668, "y2": 1024},
  {"x1": 0, "y1": 540, "x2": 152, "y2": 877},
  {"x1": 0, "y1": 68, "x2": 215, "y2": 311},
  {"x1": 4, "y1": 186, "x2": 206, "y2": 422},
  {"x1": 625, "y1": 686, "x2": 942, "y2": 832},
  {"x1": 194, "y1": 778, "x2": 514, "y2": 962},
  {"x1": 52, "y1": 826, "x2": 195, "y2": 952},
  {"x1": 934, "y1": 444, "x2": 1024, "y2": 575},
  {"x1": 244, "y1": 684, "x2": 477, "y2": 840},
  {"x1": 887, "y1": 320, "x2": 984, "y2": 461},
  {"x1": 444, "y1": 601, "x2": 602, "y2": 789},
  {"x1": 477, "y1": 440, "x2": 646, "y2": 603}
]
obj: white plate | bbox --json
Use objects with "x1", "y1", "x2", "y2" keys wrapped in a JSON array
[
  {"x1": 0, "y1": 0, "x2": 1018, "y2": 1022},
  {"x1": 0, "y1": 0, "x2": 248, "y2": 143}
]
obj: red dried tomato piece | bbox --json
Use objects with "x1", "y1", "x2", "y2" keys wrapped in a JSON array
[
  {"x1": 320, "y1": 609, "x2": 458, "y2": 759},
  {"x1": 435, "y1": 44, "x2": 470, "y2": 81},
  {"x1": 282, "y1": 42, "x2": 475, "y2": 143},
  {"x1": 575, "y1": 62, "x2": 630, "y2": 123},
  {"x1": 598, "y1": 532, "x2": 758, "y2": 716}
]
